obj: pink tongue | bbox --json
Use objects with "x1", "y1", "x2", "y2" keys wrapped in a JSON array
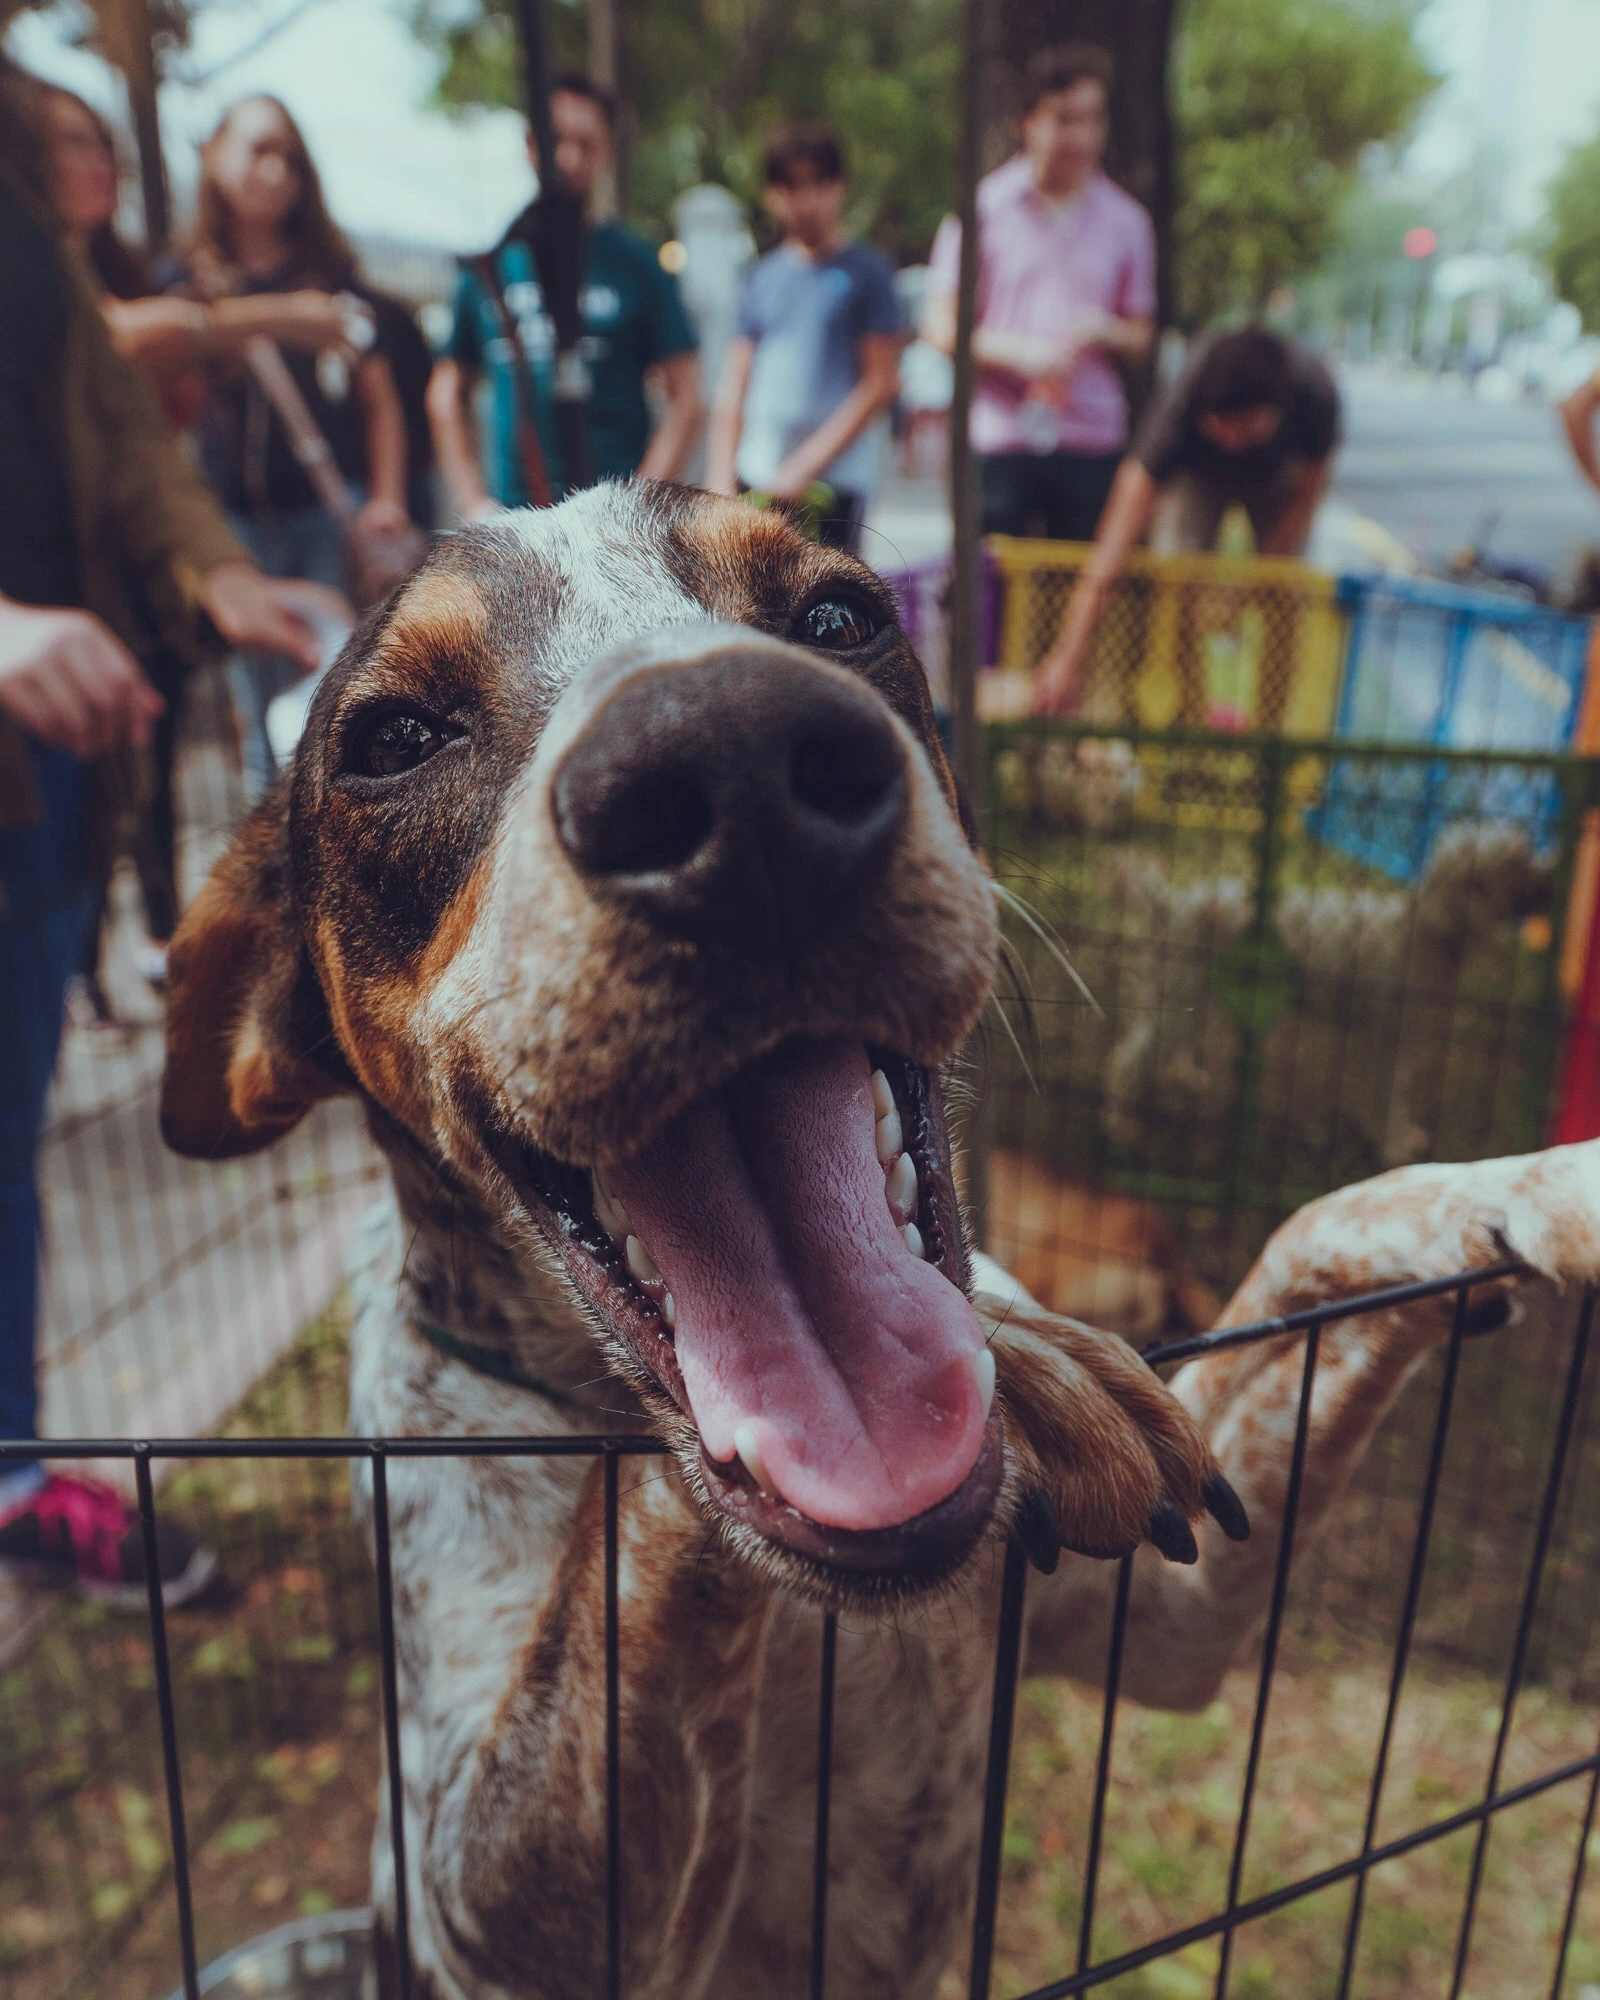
[{"x1": 605, "y1": 1040, "x2": 988, "y2": 1532}]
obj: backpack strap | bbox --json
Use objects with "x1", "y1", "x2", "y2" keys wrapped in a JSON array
[{"x1": 470, "y1": 252, "x2": 555, "y2": 509}]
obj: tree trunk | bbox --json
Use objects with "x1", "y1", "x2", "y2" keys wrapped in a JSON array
[{"x1": 990, "y1": 0, "x2": 1179, "y2": 325}]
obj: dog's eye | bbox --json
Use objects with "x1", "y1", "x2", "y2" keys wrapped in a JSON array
[
  {"x1": 355, "y1": 711, "x2": 449, "y2": 777},
  {"x1": 799, "y1": 594, "x2": 879, "y2": 651}
]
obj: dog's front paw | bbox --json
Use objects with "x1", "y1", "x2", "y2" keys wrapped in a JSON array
[
  {"x1": 1464, "y1": 1139, "x2": 1600, "y2": 1288},
  {"x1": 984, "y1": 1294, "x2": 1247, "y2": 1573}
]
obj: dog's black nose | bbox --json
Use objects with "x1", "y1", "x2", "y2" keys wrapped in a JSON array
[{"x1": 552, "y1": 641, "x2": 908, "y2": 948}]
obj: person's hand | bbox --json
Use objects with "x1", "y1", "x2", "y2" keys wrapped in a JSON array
[
  {"x1": 767, "y1": 460, "x2": 812, "y2": 503},
  {"x1": 1030, "y1": 650, "x2": 1083, "y2": 716},
  {"x1": 264, "y1": 290, "x2": 360, "y2": 358},
  {"x1": 464, "y1": 495, "x2": 508, "y2": 523},
  {"x1": 0, "y1": 602, "x2": 164, "y2": 757},
  {"x1": 1030, "y1": 567, "x2": 1115, "y2": 716},
  {"x1": 201, "y1": 563, "x2": 354, "y2": 674},
  {"x1": 356, "y1": 496, "x2": 412, "y2": 538}
]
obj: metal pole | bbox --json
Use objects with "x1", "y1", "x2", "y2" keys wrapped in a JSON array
[
  {"x1": 511, "y1": 0, "x2": 594, "y2": 491},
  {"x1": 587, "y1": 0, "x2": 625, "y2": 218},
  {"x1": 949, "y1": 0, "x2": 990, "y2": 1249},
  {"x1": 947, "y1": 0, "x2": 984, "y2": 807},
  {"x1": 115, "y1": 0, "x2": 170, "y2": 253},
  {"x1": 514, "y1": 0, "x2": 558, "y2": 198}
]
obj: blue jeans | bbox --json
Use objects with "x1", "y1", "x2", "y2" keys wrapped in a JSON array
[
  {"x1": 228, "y1": 502, "x2": 349, "y2": 797},
  {"x1": 1, "y1": 744, "x2": 94, "y2": 1452}
]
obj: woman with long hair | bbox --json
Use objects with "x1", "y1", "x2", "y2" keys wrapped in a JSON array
[
  {"x1": 42, "y1": 86, "x2": 357, "y2": 424},
  {"x1": 37, "y1": 86, "x2": 362, "y2": 1001},
  {"x1": 1, "y1": 55, "x2": 350, "y2": 1605},
  {"x1": 170, "y1": 94, "x2": 408, "y2": 795}
]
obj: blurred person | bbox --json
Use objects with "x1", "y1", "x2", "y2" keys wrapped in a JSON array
[
  {"x1": 922, "y1": 44, "x2": 1155, "y2": 544},
  {"x1": 1561, "y1": 370, "x2": 1600, "y2": 612},
  {"x1": 429, "y1": 71, "x2": 702, "y2": 515},
  {"x1": 43, "y1": 84, "x2": 361, "y2": 428},
  {"x1": 43, "y1": 83, "x2": 348, "y2": 998},
  {"x1": 168, "y1": 95, "x2": 408, "y2": 795},
  {"x1": 357, "y1": 283, "x2": 439, "y2": 528},
  {"x1": 1032, "y1": 325, "x2": 1341, "y2": 714},
  {"x1": 0, "y1": 58, "x2": 349, "y2": 1604},
  {"x1": 705, "y1": 120, "x2": 903, "y2": 555}
]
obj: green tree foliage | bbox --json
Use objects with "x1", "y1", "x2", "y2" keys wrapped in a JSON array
[
  {"x1": 1547, "y1": 120, "x2": 1600, "y2": 331},
  {"x1": 414, "y1": 0, "x2": 1433, "y2": 315},
  {"x1": 1174, "y1": 0, "x2": 1437, "y2": 324},
  {"x1": 413, "y1": 0, "x2": 961, "y2": 260}
]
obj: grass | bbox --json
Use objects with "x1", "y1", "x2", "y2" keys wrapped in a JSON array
[
  {"x1": 4, "y1": 1292, "x2": 1598, "y2": 1998},
  {"x1": 0, "y1": 1301, "x2": 379, "y2": 2000},
  {"x1": 980, "y1": 1655, "x2": 1600, "y2": 1999}
]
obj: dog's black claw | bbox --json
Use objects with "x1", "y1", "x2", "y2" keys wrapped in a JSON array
[
  {"x1": 1016, "y1": 1487, "x2": 1061, "y2": 1574},
  {"x1": 1462, "y1": 1289, "x2": 1515, "y2": 1339},
  {"x1": 1203, "y1": 1470, "x2": 1251, "y2": 1542},
  {"x1": 1146, "y1": 1494, "x2": 1199, "y2": 1565}
]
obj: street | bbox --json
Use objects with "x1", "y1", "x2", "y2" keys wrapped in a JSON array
[
  {"x1": 1315, "y1": 367, "x2": 1598, "y2": 584},
  {"x1": 871, "y1": 362, "x2": 1600, "y2": 589}
]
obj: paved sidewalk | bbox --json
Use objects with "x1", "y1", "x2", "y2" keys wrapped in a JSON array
[{"x1": 29, "y1": 672, "x2": 387, "y2": 1457}]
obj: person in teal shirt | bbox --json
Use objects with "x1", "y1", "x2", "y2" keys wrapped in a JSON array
[{"x1": 428, "y1": 72, "x2": 703, "y2": 514}]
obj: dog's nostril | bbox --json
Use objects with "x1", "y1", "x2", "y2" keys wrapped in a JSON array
[
  {"x1": 569, "y1": 769, "x2": 714, "y2": 876},
  {"x1": 789, "y1": 728, "x2": 902, "y2": 824}
]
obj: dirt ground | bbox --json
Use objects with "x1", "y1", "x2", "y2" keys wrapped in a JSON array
[{"x1": 4, "y1": 1303, "x2": 1598, "y2": 2000}]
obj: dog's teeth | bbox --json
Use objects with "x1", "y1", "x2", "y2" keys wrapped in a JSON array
[
  {"x1": 884, "y1": 1151, "x2": 918, "y2": 1221},
  {"x1": 593, "y1": 1171, "x2": 632, "y2": 1243},
  {"x1": 660, "y1": 1290, "x2": 676, "y2": 1330},
  {"x1": 625, "y1": 1234, "x2": 661, "y2": 1286},
  {"x1": 869, "y1": 1067, "x2": 895, "y2": 1120},
  {"x1": 972, "y1": 1347, "x2": 996, "y2": 1420},
  {"x1": 875, "y1": 1105, "x2": 904, "y2": 1164},
  {"x1": 732, "y1": 1423, "x2": 775, "y2": 1496},
  {"x1": 901, "y1": 1221, "x2": 925, "y2": 1260}
]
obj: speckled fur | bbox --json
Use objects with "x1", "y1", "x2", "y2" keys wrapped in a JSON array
[{"x1": 159, "y1": 484, "x2": 1600, "y2": 1998}]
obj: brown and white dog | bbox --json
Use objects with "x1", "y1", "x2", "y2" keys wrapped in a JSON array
[{"x1": 158, "y1": 483, "x2": 1600, "y2": 1998}]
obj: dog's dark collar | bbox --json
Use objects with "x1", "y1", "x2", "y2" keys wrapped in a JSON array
[{"x1": 411, "y1": 1314, "x2": 577, "y2": 1404}]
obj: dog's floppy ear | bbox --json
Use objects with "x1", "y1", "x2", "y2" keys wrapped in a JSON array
[{"x1": 161, "y1": 792, "x2": 347, "y2": 1158}]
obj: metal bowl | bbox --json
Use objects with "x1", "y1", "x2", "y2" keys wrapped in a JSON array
[{"x1": 165, "y1": 1909, "x2": 374, "y2": 1999}]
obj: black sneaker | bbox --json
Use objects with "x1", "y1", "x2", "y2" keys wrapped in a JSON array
[{"x1": 0, "y1": 1473, "x2": 218, "y2": 1609}]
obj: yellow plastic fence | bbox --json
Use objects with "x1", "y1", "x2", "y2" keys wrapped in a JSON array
[{"x1": 986, "y1": 536, "x2": 1347, "y2": 737}]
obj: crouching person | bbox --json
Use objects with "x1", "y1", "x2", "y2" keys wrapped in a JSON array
[{"x1": 1033, "y1": 325, "x2": 1341, "y2": 714}]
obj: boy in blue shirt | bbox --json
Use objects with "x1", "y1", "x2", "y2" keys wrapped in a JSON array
[
  {"x1": 428, "y1": 73, "x2": 703, "y2": 514},
  {"x1": 706, "y1": 121, "x2": 903, "y2": 555}
]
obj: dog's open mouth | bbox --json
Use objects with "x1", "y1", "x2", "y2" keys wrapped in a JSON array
[{"x1": 512, "y1": 1038, "x2": 1001, "y2": 1578}]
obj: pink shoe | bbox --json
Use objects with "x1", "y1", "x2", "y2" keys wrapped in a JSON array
[{"x1": 0, "y1": 1473, "x2": 217, "y2": 1609}]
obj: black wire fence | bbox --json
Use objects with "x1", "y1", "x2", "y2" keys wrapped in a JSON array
[
  {"x1": 3, "y1": 1268, "x2": 1599, "y2": 1999},
  {"x1": 6, "y1": 678, "x2": 1600, "y2": 1996},
  {"x1": 980, "y1": 723, "x2": 1597, "y2": 1327}
]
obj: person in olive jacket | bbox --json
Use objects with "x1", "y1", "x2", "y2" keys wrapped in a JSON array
[{"x1": 0, "y1": 58, "x2": 348, "y2": 1608}]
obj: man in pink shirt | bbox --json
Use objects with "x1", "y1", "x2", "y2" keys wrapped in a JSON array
[{"x1": 923, "y1": 44, "x2": 1156, "y2": 543}]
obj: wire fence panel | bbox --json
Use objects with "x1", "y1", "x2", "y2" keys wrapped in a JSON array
[
  {"x1": 6, "y1": 646, "x2": 1600, "y2": 1996},
  {"x1": 2, "y1": 1273, "x2": 1596, "y2": 2000},
  {"x1": 981, "y1": 724, "x2": 1597, "y2": 1311},
  {"x1": 33, "y1": 662, "x2": 386, "y2": 1452},
  {"x1": 985, "y1": 539, "x2": 1348, "y2": 738}
]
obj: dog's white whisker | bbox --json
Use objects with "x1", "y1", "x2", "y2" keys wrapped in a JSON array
[
  {"x1": 993, "y1": 879, "x2": 1103, "y2": 1018},
  {"x1": 885, "y1": 1152, "x2": 918, "y2": 1222}
]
